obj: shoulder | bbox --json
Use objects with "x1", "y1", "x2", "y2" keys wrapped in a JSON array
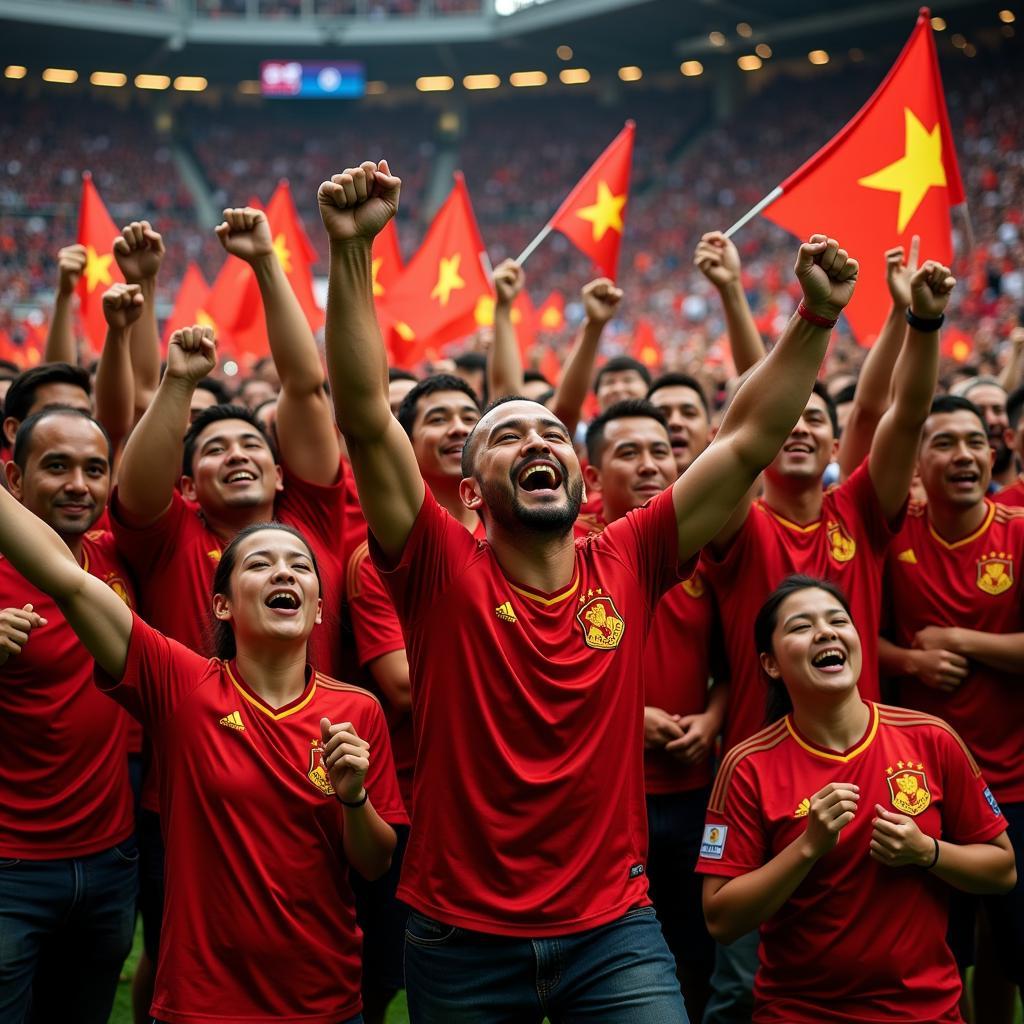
[
  {"x1": 708, "y1": 719, "x2": 791, "y2": 813},
  {"x1": 346, "y1": 540, "x2": 372, "y2": 600},
  {"x1": 877, "y1": 705, "x2": 983, "y2": 775},
  {"x1": 317, "y1": 674, "x2": 384, "y2": 713},
  {"x1": 993, "y1": 501, "x2": 1024, "y2": 530}
]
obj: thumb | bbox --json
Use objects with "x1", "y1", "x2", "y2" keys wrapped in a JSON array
[
  {"x1": 21, "y1": 603, "x2": 33, "y2": 613},
  {"x1": 875, "y1": 804, "x2": 906, "y2": 823},
  {"x1": 796, "y1": 237, "x2": 826, "y2": 274},
  {"x1": 320, "y1": 716, "x2": 332, "y2": 744}
]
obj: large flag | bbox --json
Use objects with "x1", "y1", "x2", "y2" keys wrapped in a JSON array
[
  {"x1": 386, "y1": 173, "x2": 491, "y2": 364},
  {"x1": 371, "y1": 220, "x2": 405, "y2": 361},
  {"x1": 549, "y1": 121, "x2": 634, "y2": 279},
  {"x1": 473, "y1": 289, "x2": 537, "y2": 361},
  {"x1": 760, "y1": 10, "x2": 963, "y2": 345},
  {"x1": 537, "y1": 291, "x2": 566, "y2": 334},
  {"x1": 162, "y1": 263, "x2": 210, "y2": 351},
  {"x1": 76, "y1": 173, "x2": 123, "y2": 349},
  {"x1": 202, "y1": 254, "x2": 265, "y2": 363},
  {"x1": 265, "y1": 180, "x2": 324, "y2": 334},
  {"x1": 630, "y1": 319, "x2": 662, "y2": 370}
]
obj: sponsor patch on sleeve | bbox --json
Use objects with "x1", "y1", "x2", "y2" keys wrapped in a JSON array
[
  {"x1": 983, "y1": 787, "x2": 1002, "y2": 817},
  {"x1": 700, "y1": 824, "x2": 728, "y2": 860}
]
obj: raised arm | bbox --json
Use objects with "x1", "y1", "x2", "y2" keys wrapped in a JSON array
[
  {"x1": 319, "y1": 160, "x2": 423, "y2": 560},
  {"x1": 488, "y1": 259, "x2": 525, "y2": 400},
  {"x1": 868, "y1": 261, "x2": 955, "y2": 521},
  {"x1": 673, "y1": 236, "x2": 857, "y2": 561},
  {"x1": 45, "y1": 244, "x2": 87, "y2": 365},
  {"x1": 549, "y1": 278, "x2": 622, "y2": 435},
  {"x1": 93, "y1": 283, "x2": 144, "y2": 454},
  {"x1": 0, "y1": 484, "x2": 132, "y2": 677},
  {"x1": 694, "y1": 231, "x2": 766, "y2": 374},
  {"x1": 116, "y1": 326, "x2": 217, "y2": 526},
  {"x1": 112, "y1": 221, "x2": 164, "y2": 419},
  {"x1": 215, "y1": 208, "x2": 340, "y2": 485},
  {"x1": 999, "y1": 326, "x2": 1024, "y2": 393}
]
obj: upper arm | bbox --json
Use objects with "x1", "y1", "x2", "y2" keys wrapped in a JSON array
[
  {"x1": 868, "y1": 406, "x2": 919, "y2": 522},
  {"x1": 58, "y1": 573, "x2": 133, "y2": 680},
  {"x1": 367, "y1": 649, "x2": 411, "y2": 712},
  {"x1": 276, "y1": 387, "x2": 343, "y2": 487}
]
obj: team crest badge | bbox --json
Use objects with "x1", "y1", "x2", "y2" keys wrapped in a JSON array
[
  {"x1": 577, "y1": 593, "x2": 625, "y2": 650},
  {"x1": 682, "y1": 574, "x2": 705, "y2": 599},
  {"x1": 307, "y1": 740, "x2": 335, "y2": 796},
  {"x1": 104, "y1": 573, "x2": 132, "y2": 607},
  {"x1": 886, "y1": 766, "x2": 931, "y2": 816},
  {"x1": 977, "y1": 553, "x2": 1013, "y2": 596},
  {"x1": 826, "y1": 520, "x2": 856, "y2": 563}
]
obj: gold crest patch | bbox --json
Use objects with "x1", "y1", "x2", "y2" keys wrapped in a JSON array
[
  {"x1": 886, "y1": 767, "x2": 931, "y2": 816},
  {"x1": 577, "y1": 594, "x2": 625, "y2": 650},
  {"x1": 977, "y1": 552, "x2": 1013, "y2": 596},
  {"x1": 682, "y1": 574, "x2": 705, "y2": 599},
  {"x1": 104, "y1": 574, "x2": 132, "y2": 607},
  {"x1": 826, "y1": 520, "x2": 856, "y2": 563},
  {"x1": 307, "y1": 740, "x2": 335, "y2": 796}
]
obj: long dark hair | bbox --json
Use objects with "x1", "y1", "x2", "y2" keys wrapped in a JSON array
[
  {"x1": 753, "y1": 575, "x2": 853, "y2": 724},
  {"x1": 209, "y1": 522, "x2": 322, "y2": 660}
]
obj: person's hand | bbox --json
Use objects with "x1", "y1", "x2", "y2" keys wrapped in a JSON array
[
  {"x1": 493, "y1": 259, "x2": 524, "y2": 307},
  {"x1": 582, "y1": 278, "x2": 623, "y2": 325},
  {"x1": 911, "y1": 627, "x2": 969, "y2": 692},
  {"x1": 56, "y1": 244, "x2": 88, "y2": 297},
  {"x1": 318, "y1": 159, "x2": 401, "y2": 244},
  {"x1": 664, "y1": 711, "x2": 717, "y2": 764},
  {"x1": 643, "y1": 706, "x2": 685, "y2": 750},
  {"x1": 884, "y1": 235, "x2": 919, "y2": 310},
  {"x1": 694, "y1": 231, "x2": 741, "y2": 290},
  {"x1": 799, "y1": 782, "x2": 860, "y2": 859},
  {"x1": 909, "y1": 261, "x2": 956, "y2": 321},
  {"x1": 869, "y1": 805, "x2": 933, "y2": 867},
  {"x1": 320, "y1": 717, "x2": 370, "y2": 804},
  {"x1": 102, "y1": 283, "x2": 144, "y2": 331},
  {"x1": 0, "y1": 604, "x2": 47, "y2": 667},
  {"x1": 794, "y1": 235, "x2": 859, "y2": 321},
  {"x1": 113, "y1": 221, "x2": 165, "y2": 283},
  {"x1": 166, "y1": 325, "x2": 217, "y2": 384},
  {"x1": 1010, "y1": 326, "x2": 1024, "y2": 354},
  {"x1": 214, "y1": 208, "x2": 274, "y2": 264}
]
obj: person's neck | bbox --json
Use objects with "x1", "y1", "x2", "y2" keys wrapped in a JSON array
[
  {"x1": 201, "y1": 502, "x2": 274, "y2": 543},
  {"x1": 762, "y1": 475, "x2": 824, "y2": 526},
  {"x1": 791, "y1": 690, "x2": 870, "y2": 753},
  {"x1": 487, "y1": 521, "x2": 577, "y2": 593},
  {"x1": 234, "y1": 642, "x2": 309, "y2": 710},
  {"x1": 430, "y1": 476, "x2": 480, "y2": 532},
  {"x1": 926, "y1": 495, "x2": 988, "y2": 544}
]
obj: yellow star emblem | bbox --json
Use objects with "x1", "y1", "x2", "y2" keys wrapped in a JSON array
[
  {"x1": 857, "y1": 108, "x2": 947, "y2": 233},
  {"x1": 430, "y1": 254, "x2": 465, "y2": 307},
  {"x1": 83, "y1": 245, "x2": 113, "y2": 293},
  {"x1": 272, "y1": 233, "x2": 293, "y2": 274},
  {"x1": 576, "y1": 180, "x2": 627, "y2": 242},
  {"x1": 540, "y1": 307, "x2": 562, "y2": 329},
  {"x1": 196, "y1": 309, "x2": 217, "y2": 332},
  {"x1": 372, "y1": 257, "x2": 384, "y2": 298},
  {"x1": 474, "y1": 294, "x2": 495, "y2": 327}
]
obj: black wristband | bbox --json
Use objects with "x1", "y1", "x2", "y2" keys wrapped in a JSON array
[
  {"x1": 906, "y1": 308, "x2": 945, "y2": 332},
  {"x1": 338, "y1": 789, "x2": 368, "y2": 809},
  {"x1": 926, "y1": 837, "x2": 940, "y2": 870}
]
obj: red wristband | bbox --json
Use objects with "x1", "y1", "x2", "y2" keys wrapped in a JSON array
[{"x1": 797, "y1": 302, "x2": 838, "y2": 329}]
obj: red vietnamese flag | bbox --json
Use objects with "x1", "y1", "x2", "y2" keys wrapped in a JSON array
[
  {"x1": 942, "y1": 325, "x2": 973, "y2": 363},
  {"x1": 548, "y1": 122, "x2": 634, "y2": 279},
  {"x1": 473, "y1": 289, "x2": 537, "y2": 361},
  {"x1": 537, "y1": 291, "x2": 566, "y2": 334},
  {"x1": 761, "y1": 9, "x2": 964, "y2": 345},
  {"x1": 630, "y1": 319, "x2": 662, "y2": 370},
  {"x1": 539, "y1": 346, "x2": 561, "y2": 386},
  {"x1": 371, "y1": 220, "x2": 405, "y2": 360},
  {"x1": 202, "y1": 255, "x2": 265, "y2": 364},
  {"x1": 386, "y1": 174, "x2": 491, "y2": 364},
  {"x1": 162, "y1": 264, "x2": 210, "y2": 352},
  {"x1": 76, "y1": 173, "x2": 124, "y2": 350},
  {"x1": 265, "y1": 180, "x2": 324, "y2": 334}
]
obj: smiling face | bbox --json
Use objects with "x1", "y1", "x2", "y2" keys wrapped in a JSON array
[
  {"x1": 648, "y1": 384, "x2": 711, "y2": 474},
  {"x1": 461, "y1": 399, "x2": 583, "y2": 535},
  {"x1": 766, "y1": 392, "x2": 837, "y2": 484},
  {"x1": 596, "y1": 369, "x2": 649, "y2": 411},
  {"x1": 918, "y1": 409, "x2": 993, "y2": 509},
  {"x1": 411, "y1": 389, "x2": 481, "y2": 485}
]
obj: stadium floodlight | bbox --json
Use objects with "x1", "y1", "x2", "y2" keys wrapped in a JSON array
[
  {"x1": 556, "y1": 45, "x2": 573, "y2": 60},
  {"x1": 930, "y1": 16, "x2": 946, "y2": 30},
  {"x1": 736, "y1": 22, "x2": 753, "y2": 37},
  {"x1": 510, "y1": 71, "x2": 547, "y2": 87},
  {"x1": 618, "y1": 66, "x2": 642, "y2": 82},
  {"x1": 463, "y1": 74, "x2": 500, "y2": 90},
  {"x1": 42, "y1": 68, "x2": 78, "y2": 84},
  {"x1": 680, "y1": 60, "x2": 703, "y2": 77},
  {"x1": 174, "y1": 77, "x2": 208, "y2": 92},
  {"x1": 708, "y1": 31, "x2": 726, "y2": 46},
  {"x1": 90, "y1": 72, "x2": 127, "y2": 87},
  {"x1": 808, "y1": 49, "x2": 830, "y2": 65},
  {"x1": 4, "y1": 65, "x2": 27, "y2": 79},
  {"x1": 135, "y1": 74, "x2": 171, "y2": 90},
  {"x1": 559, "y1": 68, "x2": 590, "y2": 84},
  {"x1": 737, "y1": 55, "x2": 762, "y2": 71},
  {"x1": 416, "y1": 76, "x2": 454, "y2": 91},
  {"x1": 756, "y1": 43, "x2": 772, "y2": 58},
  {"x1": 999, "y1": 9, "x2": 1015, "y2": 23}
]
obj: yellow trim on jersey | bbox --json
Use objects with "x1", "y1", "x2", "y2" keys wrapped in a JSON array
[
  {"x1": 928, "y1": 501, "x2": 994, "y2": 550},
  {"x1": 225, "y1": 662, "x2": 317, "y2": 721},
  {"x1": 785, "y1": 702, "x2": 879, "y2": 763},
  {"x1": 761, "y1": 504, "x2": 822, "y2": 534},
  {"x1": 509, "y1": 573, "x2": 580, "y2": 607}
]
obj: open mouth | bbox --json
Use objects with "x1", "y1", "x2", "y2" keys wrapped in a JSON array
[
  {"x1": 949, "y1": 471, "x2": 979, "y2": 486},
  {"x1": 440, "y1": 443, "x2": 464, "y2": 457},
  {"x1": 784, "y1": 442, "x2": 814, "y2": 455},
  {"x1": 811, "y1": 647, "x2": 847, "y2": 673},
  {"x1": 265, "y1": 589, "x2": 301, "y2": 611},
  {"x1": 225, "y1": 470, "x2": 257, "y2": 485},
  {"x1": 517, "y1": 460, "x2": 563, "y2": 493}
]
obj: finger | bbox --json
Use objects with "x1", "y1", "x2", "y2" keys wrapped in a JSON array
[
  {"x1": 338, "y1": 754, "x2": 369, "y2": 774},
  {"x1": 831, "y1": 249, "x2": 848, "y2": 278},
  {"x1": 821, "y1": 238, "x2": 840, "y2": 274},
  {"x1": 869, "y1": 839, "x2": 896, "y2": 862},
  {"x1": 870, "y1": 816, "x2": 905, "y2": 838},
  {"x1": 352, "y1": 167, "x2": 369, "y2": 203},
  {"x1": 795, "y1": 237, "x2": 827, "y2": 274},
  {"x1": 0, "y1": 637, "x2": 23, "y2": 656},
  {"x1": 909, "y1": 234, "x2": 920, "y2": 271},
  {"x1": 834, "y1": 810, "x2": 856, "y2": 829},
  {"x1": 339, "y1": 173, "x2": 358, "y2": 206},
  {"x1": 884, "y1": 245, "x2": 904, "y2": 264},
  {"x1": 320, "y1": 716, "x2": 332, "y2": 744},
  {"x1": 838, "y1": 257, "x2": 859, "y2": 282}
]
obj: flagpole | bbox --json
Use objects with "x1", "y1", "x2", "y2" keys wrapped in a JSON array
[
  {"x1": 516, "y1": 223, "x2": 553, "y2": 267},
  {"x1": 723, "y1": 186, "x2": 784, "y2": 239}
]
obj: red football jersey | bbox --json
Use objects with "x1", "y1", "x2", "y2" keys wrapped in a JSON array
[
  {"x1": 886, "y1": 500, "x2": 1024, "y2": 802},
  {"x1": 370, "y1": 486, "x2": 688, "y2": 936},
  {"x1": 703, "y1": 461, "x2": 901, "y2": 752},
  {"x1": 697, "y1": 702, "x2": 1006, "y2": 1023},
  {"x1": 96, "y1": 613, "x2": 408, "y2": 1024},
  {"x1": 0, "y1": 530, "x2": 135, "y2": 859},
  {"x1": 994, "y1": 477, "x2": 1024, "y2": 508}
]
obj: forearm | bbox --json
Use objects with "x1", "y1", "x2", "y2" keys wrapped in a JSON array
[
  {"x1": 94, "y1": 326, "x2": 135, "y2": 452},
  {"x1": 1000, "y1": 345, "x2": 1024, "y2": 392},
  {"x1": 953, "y1": 629, "x2": 1024, "y2": 674},
  {"x1": 878, "y1": 636, "x2": 915, "y2": 677},
  {"x1": 705, "y1": 679, "x2": 729, "y2": 733},
  {"x1": 717, "y1": 281, "x2": 765, "y2": 374},
  {"x1": 127, "y1": 278, "x2": 161, "y2": 416},
  {"x1": 341, "y1": 799, "x2": 397, "y2": 880},
  {"x1": 45, "y1": 291, "x2": 77, "y2": 365},
  {"x1": 488, "y1": 303, "x2": 524, "y2": 400},
  {"x1": 929, "y1": 838, "x2": 1016, "y2": 895},
  {"x1": 551, "y1": 319, "x2": 603, "y2": 435},
  {"x1": 889, "y1": 326, "x2": 939, "y2": 429}
]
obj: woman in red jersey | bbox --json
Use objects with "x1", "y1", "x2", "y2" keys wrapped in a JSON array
[
  {"x1": 697, "y1": 575, "x2": 1015, "y2": 1024},
  {"x1": 0, "y1": 481, "x2": 406, "y2": 1024}
]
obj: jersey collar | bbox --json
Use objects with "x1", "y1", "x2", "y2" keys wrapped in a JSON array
[
  {"x1": 785, "y1": 700, "x2": 879, "y2": 764},
  {"x1": 927, "y1": 499, "x2": 994, "y2": 550},
  {"x1": 225, "y1": 661, "x2": 317, "y2": 721}
]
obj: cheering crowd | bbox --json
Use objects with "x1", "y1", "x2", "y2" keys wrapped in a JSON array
[{"x1": 2, "y1": 128, "x2": 1024, "y2": 1024}]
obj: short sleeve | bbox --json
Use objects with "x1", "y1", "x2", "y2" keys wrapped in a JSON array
[
  {"x1": 702, "y1": 504, "x2": 762, "y2": 577},
  {"x1": 94, "y1": 611, "x2": 214, "y2": 731},
  {"x1": 833, "y1": 458, "x2": 907, "y2": 552},
  {"x1": 278, "y1": 456, "x2": 348, "y2": 553},
  {"x1": 361, "y1": 699, "x2": 410, "y2": 827},
  {"x1": 936, "y1": 726, "x2": 1008, "y2": 845},
  {"x1": 109, "y1": 487, "x2": 192, "y2": 578},
  {"x1": 696, "y1": 756, "x2": 768, "y2": 878},
  {"x1": 347, "y1": 545, "x2": 406, "y2": 666}
]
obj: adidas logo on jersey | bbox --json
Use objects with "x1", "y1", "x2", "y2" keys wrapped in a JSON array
[
  {"x1": 218, "y1": 710, "x2": 245, "y2": 732},
  {"x1": 495, "y1": 601, "x2": 517, "y2": 624},
  {"x1": 794, "y1": 797, "x2": 810, "y2": 818}
]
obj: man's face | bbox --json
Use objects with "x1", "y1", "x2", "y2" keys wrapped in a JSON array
[
  {"x1": 966, "y1": 384, "x2": 1011, "y2": 472},
  {"x1": 238, "y1": 379, "x2": 278, "y2": 411},
  {"x1": 648, "y1": 385, "x2": 711, "y2": 474},
  {"x1": 181, "y1": 418, "x2": 282, "y2": 513},
  {"x1": 918, "y1": 410, "x2": 992, "y2": 509},
  {"x1": 585, "y1": 416, "x2": 676, "y2": 523},
  {"x1": 596, "y1": 369, "x2": 648, "y2": 412},
  {"x1": 462, "y1": 400, "x2": 583, "y2": 535},
  {"x1": 521, "y1": 379, "x2": 553, "y2": 403},
  {"x1": 5, "y1": 414, "x2": 109, "y2": 536},
  {"x1": 190, "y1": 387, "x2": 219, "y2": 423},
  {"x1": 766, "y1": 393, "x2": 837, "y2": 484},
  {"x1": 389, "y1": 378, "x2": 417, "y2": 416},
  {"x1": 410, "y1": 389, "x2": 480, "y2": 484},
  {"x1": 3, "y1": 382, "x2": 92, "y2": 446},
  {"x1": 453, "y1": 366, "x2": 485, "y2": 401}
]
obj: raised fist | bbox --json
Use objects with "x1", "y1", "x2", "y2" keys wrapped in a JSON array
[
  {"x1": 215, "y1": 208, "x2": 274, "y2": 263},
  {"x1": 795, "y1": 235, "x2": 858, "y2": 321},
  {"x1": 101, "y1": 283, "x2": 144, "y2": 331},
  {"x1": 166, "y1": 325, "x2": 217, "y2": 385},
  {"x1": 884, "y1": 235, "x2": 919, "y2": 310},
  {"x1": 56, "y1": 244, "x2": 88, "y2": 296},
  {"x1": 318, "y1": 160, "x2": 400, "y2": 244},
  {"x1": 113, "y1": 221, "x2": 165, "y2": 283},
  {"x1": 694, "y1": 231, "x2": 741, "y2": 289},
  {"x1": 581, "y1": 278, "x2": 624, "y2": 326},
  {"x1": 0, "y1": 604, "x2": 47, "y2": 667},
  {"x1": 909, "y1": 261, "x2": 956, "y2": 321},
  {"x1": 493, "y1": 259, "x2": 524, "y2": 306}
]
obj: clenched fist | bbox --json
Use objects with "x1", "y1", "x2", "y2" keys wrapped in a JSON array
[
  {"x1": 113, "y1": 221, "x2": 165, "y2": 283},
  {"x1": 493, "y1": 259, "x2": 524, "y2": 307},
  {"x1": 795, "y1": 235, "x2": 859, "y2": 321},
  {"x1": 0, "y1": 604, "x2": 47, "y2": 666},
  {"x1": 102, "y1": 283, "x2": 144, "y2": 331},
  {"x1": 215, "y1": 208, "x2": 274, "y2": 264},
  {"x1": 318, "y1": 160, "x2": 400, "y2": 244},
  {"x1": 320, "y1": 717, "x2": 370, "y2": 804},
  {"x1": 694, "y1": 231, "x2": 742, "y2": 290},
  {"x1": 909, "y1": 261, "x2": 956, "y2": 321},
  {"x1": 56, "y1": 244, "x2": 88, "y2": 297},
  {"x1": 166, "y1": 325, "x2": 217, "y2": 385},
  {"x1": 582, "y1": 278, "x2": 623, "y2": 326}
]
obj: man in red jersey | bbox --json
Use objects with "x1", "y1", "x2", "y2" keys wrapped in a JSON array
[
  {"x1": 0, "y1": 407, "x2": 136, "y2": 1023},
  {"x1": 581, "y1": 397, "x2": 724, "y2": 1018},
  {"x1": 880, "y1": 394, "x2": 1024, "y2": 1004},
  {"x1": 318, "y1": 156, "x2": 857, "y2": 1022},
  {"x1": 995, "y1": 385, "x2": 1024, "y2": 507}
]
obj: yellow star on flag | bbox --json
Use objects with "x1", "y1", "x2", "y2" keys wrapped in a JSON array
[
  {"x1": 83, "y1": 245, "x2": 114, "y2": 293},
  {"x1": 540, "y1": 307, "x2": 562, "y2": 330},
  {"x1": 196, "y1": 309, "x2": 217, "y2": 332},
  {"x1": 576, "y1": 180, "x2": 627, "y2": 242},
  {"x1": 272, "y1": 233, "x2": 293, "y2": 274},
  {"x1": 857, "y1": 108, "x2": 947, "y2": 233},
  {"x1": 372, "y1": 257, "x2": 384, "y2": 298},
  {"x1": 431, "y1": 253, "x2": 465, "y2": 307}
]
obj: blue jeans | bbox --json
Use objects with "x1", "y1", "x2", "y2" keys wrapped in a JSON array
[
  {"x1": 404, "y1": 904, "x2": 688, "y2": 1023},
  {"x1": 701, "y1": 930, "x2": 758, "y2": 1024},
  {"x1": 0, "y1": 839, "x2": 138, "y2": 1024}
]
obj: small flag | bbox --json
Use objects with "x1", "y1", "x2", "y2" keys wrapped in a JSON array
[{"x1": 76, "y1": 173, "x2": 124, "y2": 350}]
